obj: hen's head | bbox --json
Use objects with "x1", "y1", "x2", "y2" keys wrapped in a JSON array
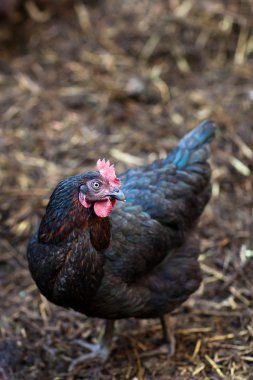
[
  {"x1": 39, "y1": 159, "x2": 124, "y2": 244},
  {"x1": 78, "y1": 159, "x2": 125, "y2": 218}
]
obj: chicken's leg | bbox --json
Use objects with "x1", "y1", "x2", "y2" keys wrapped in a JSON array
[
  {"x1": 68, "y1": 320, "x2": 115, "y2": 371},
  {"x1": 160, "y1": 315, "x2": 175, "y2": 355},
  {"x1": 140, "y1": 315, "x2": 175, "y2": 358}
]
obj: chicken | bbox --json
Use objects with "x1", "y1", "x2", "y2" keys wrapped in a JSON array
[{"x1": 27, "y1": 120, "x2": 216, "y2": 369}]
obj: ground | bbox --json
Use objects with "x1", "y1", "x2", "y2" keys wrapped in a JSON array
[{"x1": 0, "y1": 1, "x2": 253, "y2": 379}]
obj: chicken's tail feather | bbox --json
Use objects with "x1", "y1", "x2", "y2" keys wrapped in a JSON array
[{"x1": 166, "y1": 120, "x2": 216, "y2": 169}]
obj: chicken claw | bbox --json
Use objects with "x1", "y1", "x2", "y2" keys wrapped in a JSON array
[
  {"x1": 140, "y1": 316, "x2": 175, "y2": 358},
  {"x1": 68, "y1": 320, "x2": 114, "y2": 371}
]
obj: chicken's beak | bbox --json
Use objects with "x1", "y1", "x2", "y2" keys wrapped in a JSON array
[{"x1": 108, "y1": 188, "x2": 126, "y2": 201}]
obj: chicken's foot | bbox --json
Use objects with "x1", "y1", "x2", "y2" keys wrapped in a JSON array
[
  {"x1": 140, "y1": 315, "x2": 175, "y2": 358},
  {"x1": 68, "y1": 319, "x2": 115, "y2": 371}
]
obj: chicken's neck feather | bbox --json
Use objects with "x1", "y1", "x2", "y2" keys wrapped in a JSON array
[{"x1": 38, "y1": 192, "x2": 111, "y2": 251}]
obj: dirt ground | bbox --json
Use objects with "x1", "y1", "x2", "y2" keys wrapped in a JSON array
[{"x1": 0, "y1": 1, "x2": 253, "y2": 379}]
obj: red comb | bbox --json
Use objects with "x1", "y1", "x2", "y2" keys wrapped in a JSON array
[{"x1": 96, "y1": 159, "x2": 121, "y2": 187}]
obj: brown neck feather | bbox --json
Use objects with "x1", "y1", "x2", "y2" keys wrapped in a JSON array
[
  {"x1": 89, "y1": 213, "x2": 111, "y2": 251},
  {"x1": 39, "y1": 199, "x2": 111, "y2": 251}
]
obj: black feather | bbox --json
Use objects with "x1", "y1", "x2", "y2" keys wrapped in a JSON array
[{"x1": 27, "y1": 120, "x2": 216, "y2": 319}]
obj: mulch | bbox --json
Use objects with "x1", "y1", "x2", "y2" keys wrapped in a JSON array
[{"x1": 0, "y1": 1, "x2": 253, "y2": 379}]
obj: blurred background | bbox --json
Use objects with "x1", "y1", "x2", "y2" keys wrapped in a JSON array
[{"x1": 0, "y1": 0, "x2": 253, "y2": 379}]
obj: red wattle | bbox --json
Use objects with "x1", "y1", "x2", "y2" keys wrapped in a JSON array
[{"x1": 94, "y1": 198, "x2": 113, "y2": 218}]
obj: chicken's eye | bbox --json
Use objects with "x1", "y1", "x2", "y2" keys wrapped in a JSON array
[{"x1": 92, "y1": 181, "x2": 101, "y2": 190}]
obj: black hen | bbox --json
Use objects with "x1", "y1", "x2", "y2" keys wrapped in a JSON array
[{"x1": 27, "y1": 120, "x2": 215, "y2": 367}]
